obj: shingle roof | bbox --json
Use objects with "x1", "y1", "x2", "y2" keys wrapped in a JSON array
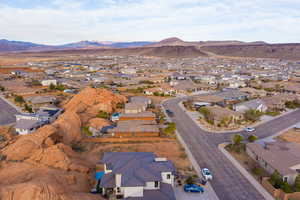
[
  {"x1": 100, "y1": 152, "x2": 175, "y2": 188},
  {"x1": 247, "y1": 141, "x2": 300, "y2": 176}
]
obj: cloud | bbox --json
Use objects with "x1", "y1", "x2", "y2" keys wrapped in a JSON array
[{"x1": 0, "y1": 0, "x2": 299, "y2": 44}]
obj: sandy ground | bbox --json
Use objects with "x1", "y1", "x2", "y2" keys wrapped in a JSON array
[{"x1": 278, "y1": 128, "x2": 300, "y2": 144}]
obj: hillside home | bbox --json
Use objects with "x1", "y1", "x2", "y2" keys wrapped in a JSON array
[
  {"x1": 99, "y1": 152, "x2": 176, "y2": 200},
  {"x1": 25, "y1": 95, "x2": 57, "y2": 109},
  {"x1": 15, "y1": 106, "x2": 63, "y2": 135},
  {"x1": 247, "y1": 141, "x2": 300, "y2": 185}
]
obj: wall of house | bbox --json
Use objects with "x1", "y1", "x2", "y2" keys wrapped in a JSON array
[
  {"x1": 123, "y1": 187, "x2": 144, "y2": 198},
  {"x1": 144, "y1": 182, "x2": 159, "y2": 190},
  {"x1": 16, "y1": 128, "x2": 34, "y2": 135},
  {"x1": 161, "y1": 172, "x2": 174, "y2": 186}
]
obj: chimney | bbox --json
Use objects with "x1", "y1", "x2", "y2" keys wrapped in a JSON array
[
  {"x1": 155, "y1": 157, "x2": 167, "y2": 162},
  {"x1": 116, "y1": 174, "x2": 122, "y2": 187}
]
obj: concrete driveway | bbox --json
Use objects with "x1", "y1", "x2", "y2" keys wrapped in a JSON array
[{"x1": 174, "y1": 186, "x2": 217, "y2": 200}]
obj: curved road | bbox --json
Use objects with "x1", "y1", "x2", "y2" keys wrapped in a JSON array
[{"x1": 163, "y1": 97, "x2": 300, "y2": 200}]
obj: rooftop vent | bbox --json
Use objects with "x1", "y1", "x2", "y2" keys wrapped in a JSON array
[{"x1": 155, "y1": 157, "x2": 167, "y2": 162}]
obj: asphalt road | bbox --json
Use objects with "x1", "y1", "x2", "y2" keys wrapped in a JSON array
[
  {"x1": 163, "y1": 97, "x2": 300, "y2": 200},
  {"x1": 0, "y1": 97, "x2": 19, "y2": 125}
]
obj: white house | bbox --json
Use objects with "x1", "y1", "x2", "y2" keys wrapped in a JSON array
[
  {"x1": 233, "y1": 99, "x2": 268, "y2": 113},
  {"x1": 99, "y1": 152, "x2": 176, "y2": 200},
  {"x1": 41, "y1": 79, "x2": 57, "y2": 86}
]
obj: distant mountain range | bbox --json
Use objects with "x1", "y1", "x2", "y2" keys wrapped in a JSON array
[
  {"x1": 1, "y1": 37, "x2": 300, "y2": 60},
  {"x1": 0, "y1": 37, "x2": 269, "y2": 53}
]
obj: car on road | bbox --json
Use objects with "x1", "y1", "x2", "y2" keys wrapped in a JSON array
[
  {"x1": 184, "y1": 184, "x2": 204, "y2": 193},
  {"x1": 201, "y1": 168, "x2": 213, "y2": 180},
  {"x1": 244, "y1": 127, "x2": 256, "y2": 132},
  {"x1": 166, "y1": 109, "x2": 174, "y2": 117}
]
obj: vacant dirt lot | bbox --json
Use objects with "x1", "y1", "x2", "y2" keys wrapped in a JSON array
[{"x1": 278, "y1": 128, "x2": 300, "y2": 144}]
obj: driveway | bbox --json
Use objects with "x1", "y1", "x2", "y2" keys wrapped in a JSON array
[
  {"x1": 0, "y1": 96, "x2": 19, "y2": 125},
  {"x1": 174, "y1": 186, "x2": 216, "y2": 200}
]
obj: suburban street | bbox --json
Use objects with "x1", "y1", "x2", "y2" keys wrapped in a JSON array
[
  {"x1": 163, "y1": 97, "x2": 300, "y2": 200},
  {"x1": 0, "y1": 96, "x2": 19, "y2": 125}
]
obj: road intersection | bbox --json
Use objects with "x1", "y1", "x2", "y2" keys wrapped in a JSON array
[{"x1": 162, "y1": 97, "x2": 300, "y2": 200}]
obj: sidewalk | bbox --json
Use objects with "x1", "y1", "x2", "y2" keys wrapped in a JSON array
[{"x1": 218, "y1": 143, "x2": 274, "y2": 200}]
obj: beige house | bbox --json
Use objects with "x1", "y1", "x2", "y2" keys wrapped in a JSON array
[
  {"x1": 205, "y1": 106, "x2": 243, "y2": 126},
  {"x1": 247, "y1": 141, "x2": 300, "y2": 185}
]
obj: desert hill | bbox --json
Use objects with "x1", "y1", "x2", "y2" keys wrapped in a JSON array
[{"x1": 0, "y1": 88, "x2": 126, "y2": 200}]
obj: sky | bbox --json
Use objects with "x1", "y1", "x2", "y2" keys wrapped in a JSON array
[{"x1": 0, "y1": 0, "x2": 299, "y2": 45}]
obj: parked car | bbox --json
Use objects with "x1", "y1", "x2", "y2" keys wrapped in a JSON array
[
  {"x1": 201, "y1": 168, "x2": 213, "y2": 180},
  {"x1": 166, "y1": 109, "x2": 174, "y2": 117},
  {"x1": 184, "y1": 184, "x2": 204, "y2": 193},
  {"x1": 244, "y1": 127, "x2": 255, "y2": 132}
]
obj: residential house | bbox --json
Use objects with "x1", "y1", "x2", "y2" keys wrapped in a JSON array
[
  {"x1": 99, "y1": 152, "x2": 176, "y2": 200},
  {"x1": 205, "y1": 105, "x2": 244, "y2": 126},
  {"x1": 107, "y1": 120, "x2": 159, "y2": 137},
  {"x1": 25, "y1": 95, "x2": 57, "y2": 109},
  {"x1": 41, "y1": 79, "x2": 57, "y2": 86},
  {"x1": 233, "y1": 99, "x2": 268, "y2": 113},
  {"x1": 247, "y1": 141, "x2": 300, "y2": 185},
  {"x1": 119, "y1": 111, "x2": 156, "y2": 121},
  {"x1": 262, "y1": 94, "x2": 299, "y2": 111},
  {"x1": 240, "y1": 87, "x2": 267, "y2": 98},
  {"x1": 15, "y1": 106, "x2": 63, "y2": 135},
  {"x1": 215, "y1": 89, "x2": 249, "y2": 104},
  {"x1": 125, "y1": 103, "x2": 147, "y2": 114}
]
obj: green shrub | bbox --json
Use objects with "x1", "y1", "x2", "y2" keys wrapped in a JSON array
[
  {"x1": 248, "y1": 135, "x2": 258, "y2": 142},
  {"x1": 82, "y1": 126, "x2": 93, "y2": 136},
  {"x1": 96, "y1": 110, "x2": 110, "y2": 119},
  {"x1": 24, "y1": 104, "x2": 33, "y2": 113},
  {"x1": 0, "y1": 85, "x2": 5, "y2": 91},
  {"x1": 294, "y1": 174, "x2": 300, "y2": 192},
  {"x1": 232, "y1": 134, "x2": 244, "y2": 145},
  {"x1": 14, "y1": 95, "x2": 24, "y2": 104}
]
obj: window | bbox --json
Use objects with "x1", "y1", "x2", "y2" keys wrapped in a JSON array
[
  {"x1": 154, "y1": 181, "x2": 159, "y2": 188},
  {"x1": 167, "y1": 174, "x2": 171, "y2": 179},
  {"x1": 116, "y1": 187, "x2": 121, "y2": 193},
  {"x1": 284, "y1": 177, "x2": 288, "y2": 182}
]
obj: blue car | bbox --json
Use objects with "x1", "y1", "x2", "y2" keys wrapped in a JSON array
[{"x1": 184, "y1": 184, "x2": 204, "y2": 193}]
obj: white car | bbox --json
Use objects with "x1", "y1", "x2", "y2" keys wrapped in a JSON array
[
  {"x1": 201, "y1": 168, "x2": 213, "y2": 181},
  {"x1": 244, "y1": 127, "x2": 256, "y2": 132}
]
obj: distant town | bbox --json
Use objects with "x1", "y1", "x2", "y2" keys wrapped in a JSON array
[{"x1": 1, "y1": 47, "x2": 300, "y2": 200}]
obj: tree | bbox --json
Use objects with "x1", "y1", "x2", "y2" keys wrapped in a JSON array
[
  {"x1": 14, "y1": 95, "x2": 24, "y2": 104},
  {"x1": 232, "y1": 134, "x2": 244, "y2": 145},
  {"x1": 24, "y1": 103, "x2": 33, "y2": 113},
  {"x1": 0, "y1": 85, "x2": 5, "y2": 92},
  {"x1": 294, "y1": 174, "x2": 300, "y2": 192},
  {"x1": 281, "y1": 181, "x2": 293, "y2": 193},
  {"x1": 49, "y1": 83, "x2": 56, "y2": 90},
  {"x1": 248, "y1": 135, "x2": 258, "y2": 143},
  {"x1": 199, "y1": 107, "x2": 214, "y2": 124},
  {"x1": 185, "y1": 175, "x2": 196, "y2": 185},
  {"x1": 269, "y1": 170, "x2": 283, "y2": 189},
  {"x1": 55, "y1": 84, "x2": 65, "y2": 91},
  {"x1": 244, "y1": 109, "x2": 262, "y2": 122},
  {"x1": 96, "y1": 110, "x2": 110, "y2": 119}
]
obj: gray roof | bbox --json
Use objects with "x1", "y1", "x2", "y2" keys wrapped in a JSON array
[
  {"x1": 234, "y1": 99, "x2": 265, "y2": 110},
  {"x1": 15, "y1": 119, "x2": 42, "y2": 129},
  {"x1": 25, "y1": 96, "x2": 56, "y2": 104},
  {"x1": 120, "y1": 111, "x2": 156, "y2": 118},
  {"x1": 130, "y1": 96, "x2": 151, "y2": 105},
  {"x1": 125, "y1": 102, "x2": 145, "y2": 111},
  {"x1": 215, "y1": 90, "x2": 249, "y2": 100},
  {"x1": 100, "y1": 152, "x2": 175, "y2": 188}
]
